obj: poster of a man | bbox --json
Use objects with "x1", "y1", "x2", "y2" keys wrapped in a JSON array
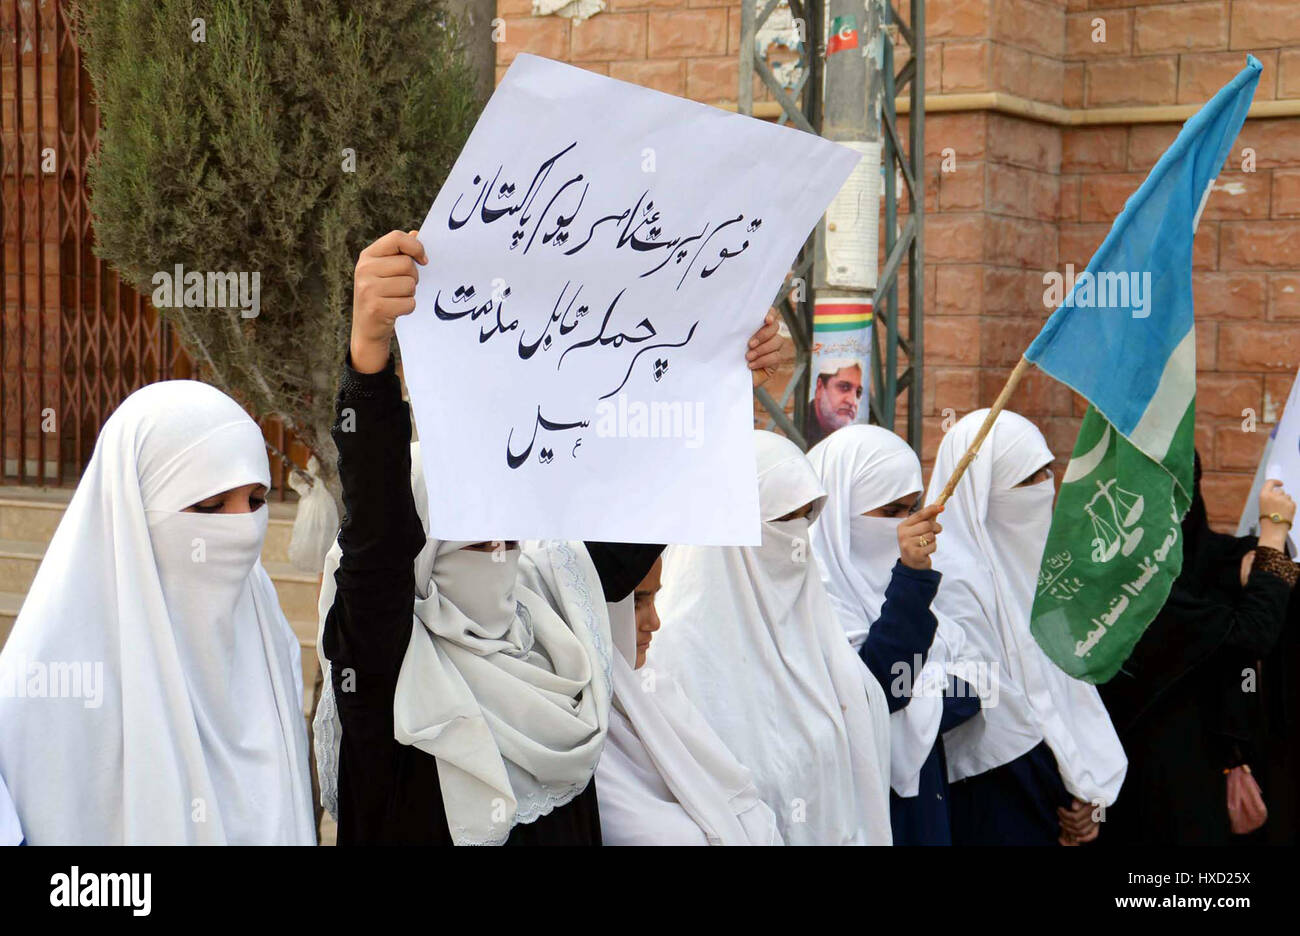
[{"x1": 806, "y1": 359, "x2": 864, "y2": 447}]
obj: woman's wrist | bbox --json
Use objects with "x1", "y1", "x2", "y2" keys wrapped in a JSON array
[
  {"x1": 1257, "y1": 522, "x2": 1288, "y2": 550},
  {"x1": 349, "y1": 333, "x2": 392, "y2": 375}
]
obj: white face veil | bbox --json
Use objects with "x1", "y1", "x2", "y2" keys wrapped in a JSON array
[
  {"x1": 807, "y1": 425, "x2": 982, "y2": 797},
  {"x1": 807, "y1": 425, "x2": 924, "y2": 644},
  {"x1": 0, "y1": 381, "x2": 315, "y2": 844},
  {"x1": 925, "y1": 410, "x2": 1127, "y2": 805},
  {"x1": 314, "y1": 443, "x2": 612, "y2": 846},
  {"x1": 648, "y1": 430, "x2": 892, "y2": 845}
]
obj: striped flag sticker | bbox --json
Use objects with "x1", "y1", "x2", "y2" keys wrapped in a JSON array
[{"x1": 814, "y1": 299, "x2": 872, "y2": 332}]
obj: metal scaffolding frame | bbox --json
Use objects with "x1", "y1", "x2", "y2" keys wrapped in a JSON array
[{"x1": 739, "y1": 0, "x2": 925, "y2": 454}]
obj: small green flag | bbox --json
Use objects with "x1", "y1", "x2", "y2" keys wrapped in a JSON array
[
  {"x1": 1030, "y1": 405, "x2": 1193, "y2": 682},
  {"x1": 826, "y1": 16, "x2": 858, "y2": 55}
]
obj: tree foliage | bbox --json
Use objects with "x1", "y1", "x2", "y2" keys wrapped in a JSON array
[{"x1": 75, "y1": 0, "x2": 480, "y2": 498}]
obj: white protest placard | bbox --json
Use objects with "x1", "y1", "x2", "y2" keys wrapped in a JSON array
[
  {"x1": 398, "y1": 54, "x2": 860, "y2": 545},
  {"x1": 1263, "y1": 364, "x2": 1300, "y2": 553}
]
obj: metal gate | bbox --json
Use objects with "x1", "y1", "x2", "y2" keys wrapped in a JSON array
[
  {"x1": 2, "y1": 0, "x2": 305, "y2": 495},
  {"x1": 2, "y1": 0, "x2": 191, "y2": 486}
]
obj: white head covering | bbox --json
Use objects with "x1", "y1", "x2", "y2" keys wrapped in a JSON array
[
  {"x1": 314, "y1": 443, "x2": 612, "y2": 846},
  {"x1": 596, "y1": 595, "x2": 782, "y2": 845},
  {"x1": 808, "y1": 425, "x2": 984, "y2": 797},
  {"x1": 648, "y1": 430, "x2": 892, "y2": 845},
  {"x1": 0, "y1": 381, "x2": 315, "y2": 844},
  {"x1": 925, "y1": 410, "x2": 1127, "y2": 805}
]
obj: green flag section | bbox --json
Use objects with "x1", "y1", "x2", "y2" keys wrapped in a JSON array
[
  {"x1": 1024, "y1": 56, "x2": 1262, "y2": 682},
  {"x1": 1030, "y1": 404, "x2": 1194, "y2": 683}
]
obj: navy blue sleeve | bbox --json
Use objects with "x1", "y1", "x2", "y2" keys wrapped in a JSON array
[
  {"x1": 940, "y1": 676, "x2": 982, "y2": 732},
  {"x1": 861, "y1": 561, "x2": 941, "y2": 713}
]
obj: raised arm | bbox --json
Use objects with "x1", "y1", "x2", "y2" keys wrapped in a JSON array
[
  {"x1": 861, "y1": 503, "x2": 944, "y2": 712},
  {"x1": 862, "y1": 562, "x2": 941, "y2": 713},
  {"x1": 1225, "y1": 482, "x2": 1298, "y2": 656},
  {"x1": 323, "y1": 229, "x2": 429, "y2": 681},
  {"x1": 324, "y1": 353, "x2": 426, "y2": 680},
  {"x1": 320, "y1": 230, "x2": 431, "y2": 844}
]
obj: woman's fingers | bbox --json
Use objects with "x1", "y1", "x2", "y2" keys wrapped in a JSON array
[
  {"x1": 899, "y1": 513, "x2": 942, "y2": 539},
  {"x1": 747, "y1": 332, "x2": 786, "y2": 364},
  {"x1": 372, "y1": 275, "x2": 418, "y2": 298},
  {"x1": 375, "y1": 297, "x2": 417, "y2": 318},
  {"x1": 747, "y1": 347, "x2": 786, "y2": 371},
  {"x1": 362, "y1": 229, "x2": 428, "y2": 264},
  {"x1": 748, "y1": 309, "x2": 779, "y2": 346},
  {"x1": 362, "y1": 254, "x2": 421, "y2": 279}
]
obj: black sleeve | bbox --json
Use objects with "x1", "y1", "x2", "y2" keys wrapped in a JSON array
[
  {"x1": 584, "y1": 541, "x2": 665, "y2": 603},
  {"x1": 321, "y1": 353, "x2": 428, "y2": 844},
  {"x1": 861, "y1": 561, "x2": 941, "y2": 714},
  {"x1": 1101, "y1": 557, "x2": 1292, "y2": 735},
  {"x1": 322, "y1": 352, "x2": 426, "y2": 680},
  {"x1": 1223, "y1": 549, "x2": 1295, "y2": 657}
]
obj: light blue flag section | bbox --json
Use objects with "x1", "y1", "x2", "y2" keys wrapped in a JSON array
[{"x1": 1026, "y1": 55, "x2": 1261, "y2": 489}]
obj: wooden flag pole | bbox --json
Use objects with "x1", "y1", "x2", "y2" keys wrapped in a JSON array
[{"x1": 932, "y1": 355, "x2": 1035, "y2": 508}]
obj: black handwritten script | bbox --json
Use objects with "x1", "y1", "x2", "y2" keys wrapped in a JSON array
[
  {"x1": 435, "y1": 140, "x2": 761, "y2": 470},
  {"x1": 396, "y1": 54, "x2": 859, "y2": 543}
]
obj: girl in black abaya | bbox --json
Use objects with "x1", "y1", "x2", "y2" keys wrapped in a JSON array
[{"x1": 1100, "y1": 453, "x2": 1296, "y2": 845}]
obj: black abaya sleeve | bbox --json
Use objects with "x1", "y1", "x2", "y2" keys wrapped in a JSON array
[
  {"x1": 321, "y1": 353, "x2": 428, "y2": 843},
  {"x1": 1100, "y1": 551, "x2": 1293, "y2": 734},
  {"x1": 323, "y1": 353, "x2": 425, "y2": 677},
  {"x1": 1223, "y1": 547, "x2": 1296, "y2": 656}
]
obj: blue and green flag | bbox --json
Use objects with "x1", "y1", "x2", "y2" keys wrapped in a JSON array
[{"x1": 1026, "y1": 56, "x2": 1262, "y2": 683}]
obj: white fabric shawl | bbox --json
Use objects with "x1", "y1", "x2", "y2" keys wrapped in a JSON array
[
  {"x1": 808, "y1": 425, "x2": 983, "y2": 797},
  {"x1": 648, "y1": 430, "x2": 892, "y2": 845},
  {"x1": 925, "y1": 410, "x2": 1127, "y2": 805},
  {"x1": 0, "y1": 381, "x2": 315, "y2": 845},
  {"x1": 314, "y1": 443, "x2": 612, "y2": 846},
  {"x1": 596, "y1": 597, "x2": 782, "y2": 845}
]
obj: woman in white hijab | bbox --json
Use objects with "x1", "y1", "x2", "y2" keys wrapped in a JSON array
[
  {"x1": 0, "y1": 381, "x2": 315, "y2": 845},
  {"x1": 649, "y1": 430, "x2": 893, "y2": 845},
  {"x1": 314, "y1": 431, "x2": 641, "y2": 845},
  {"x1": 926, "y1": 409, "x2": 1127, "y2": 845},
  {"x1": 325, "y1": 228, "x2": 789, "y2": 845},
  {"x1": 595, "y1": 558, "x2": 783, "y2": 845},
  {"x1": 808, "y1": 425, "x2": 984, "y2": 845}
]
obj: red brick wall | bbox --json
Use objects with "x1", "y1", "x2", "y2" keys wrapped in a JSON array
[
  {"x1": 497, "y1": 0, "x2": 1300, "y2": 528},
  {"x1": 919, "y1": 0, "x2": 1300, "y2": 528},
  {"x1": 494, "y1": 0, "x2": 762, "y2": 105}
]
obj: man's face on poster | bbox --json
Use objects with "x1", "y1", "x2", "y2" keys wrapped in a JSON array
[{"x1": 814, "y1": 365, "x2": 863, "y2": 431}]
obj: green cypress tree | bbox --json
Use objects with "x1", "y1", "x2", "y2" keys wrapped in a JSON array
[{"x1": 75, "y1": 0, "x2": 480, "y2": 502}]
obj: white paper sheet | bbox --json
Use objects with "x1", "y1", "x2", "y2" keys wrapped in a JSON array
[
  {"x1": 824, "y1": 140, "x2": 881, "y2": 290},
  {"x1": 1265, "y1": 365, "x2": 1300, "y2": 553},
  {"x1": 398, "y1": 54, "x2": 860, "y2": 545}
]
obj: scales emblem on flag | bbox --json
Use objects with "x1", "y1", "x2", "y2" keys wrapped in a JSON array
[{"x1": 1084, "y1": 479, "x2": 1145, "y2": 564}]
